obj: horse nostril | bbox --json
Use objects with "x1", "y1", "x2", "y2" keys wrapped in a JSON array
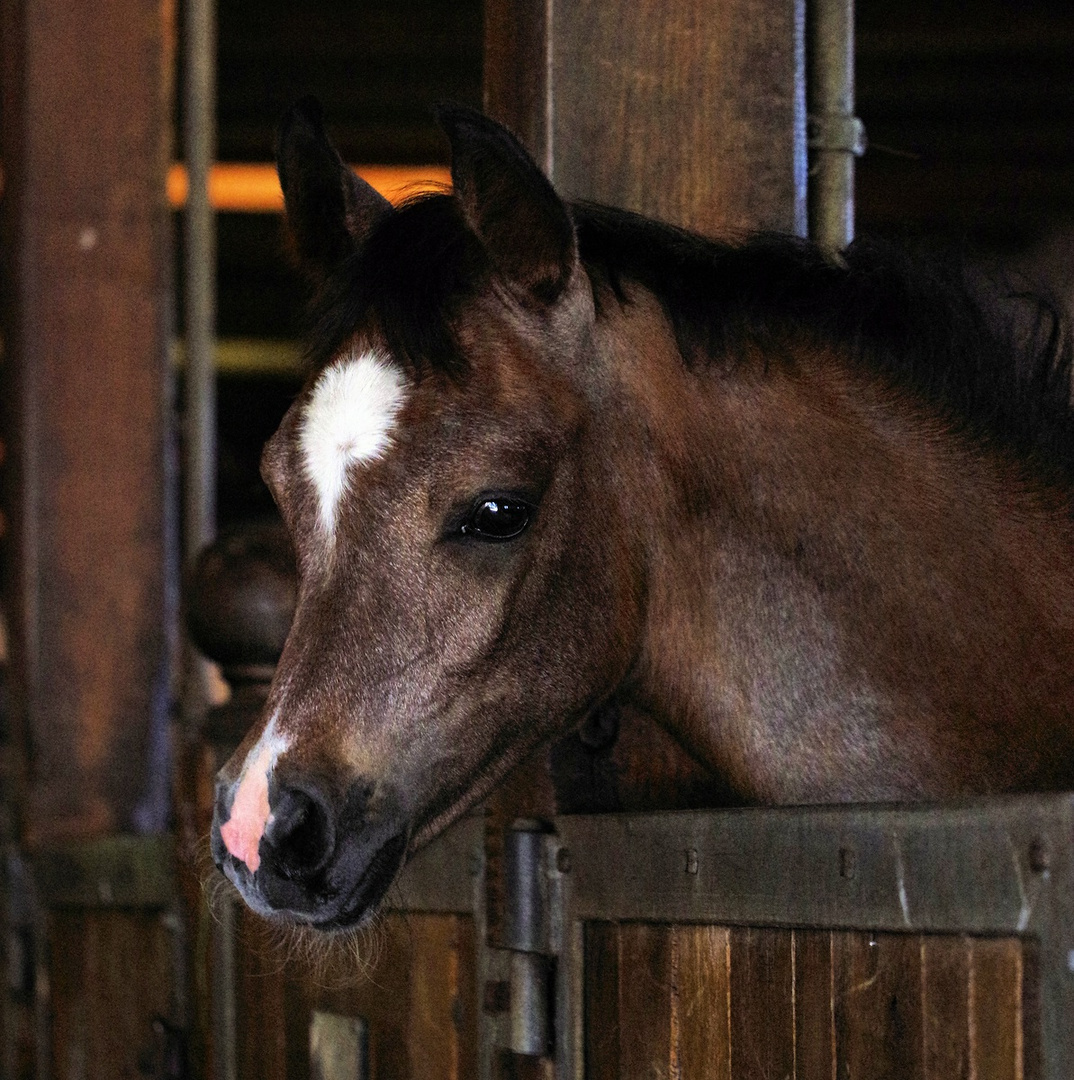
[{"x1": 264, "y1": 785, "x2": 334, "y2": 880}]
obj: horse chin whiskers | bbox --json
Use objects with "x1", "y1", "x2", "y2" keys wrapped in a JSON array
[{"x1": 243, "y1": 904, "x2": 390, "y2": 989}]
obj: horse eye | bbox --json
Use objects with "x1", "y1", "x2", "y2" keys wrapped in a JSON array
[{"x1": 459, "y1": 498, "x2": 533, "y2": 541}]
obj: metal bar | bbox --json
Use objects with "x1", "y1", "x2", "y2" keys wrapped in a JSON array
[
  {"x1": 167, "y1": 162, "x2": 450, "y2": 212},
  {"x1": 807, "y1": 0, "x2": 865, "y2": 250},
  {"x1": 182, "y1": 5, "x2": 227, "y2": 1080},
  {"x1": 210, "y1": 894, "x2": 237, "y2": 1080},
  {"x1": 183, "y1": 0, "x2": 217, "y2": 563},
  {"x1": 384, "y1": 816, "x2": 484, "y2": 915}
]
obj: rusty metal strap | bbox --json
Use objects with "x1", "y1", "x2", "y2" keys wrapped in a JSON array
[
  {"x1": 807, "y1": 112, "x2": 867, "y2": 155},
  {"x1": 32, "y1": 834, "x2": 175, "y2": 909}
]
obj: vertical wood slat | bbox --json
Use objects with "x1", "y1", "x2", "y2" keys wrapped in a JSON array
[
  {"x1": 235, "y1": 908, "x2": 287, "y2": 1080},
  {"x1": 583, "y1": 924, "x2": 1031, "y2": 1080},
  {"x1": 617, "y1": 924, "x2": 674, "y2": 1080},
  {"x1": 673, "y1": 925, "x2": 731, "y2": 1080},
  {"x1": 728, "y1": 927, "x2": 795, "y2": 1080},
  {"x1": 794, "y1": 930, "x2": 836, "y2": 1080},
  {"x1": 969, "y1": 937, "x2": 1025, "y2": 1080},
  {"x1": 48, "y1": 910, "x2": 174, "y2": 1080},
  {"x1": 921, "y1": 935, "x2": 970, "y2": 1080},
  {"x1": 832, "y1": 931, "x2": 924, "y2": 1079},
  {"x1": 585, "y1": 922, "x2": 622, "y2": 1080},
  {"x1": 236, "y1": 909, "x2": 477, "y2": 1080}
]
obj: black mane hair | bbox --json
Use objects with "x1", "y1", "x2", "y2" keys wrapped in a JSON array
[
  {"x1": 303, "y1": 192, "x2": 484, "y2": 381},
  {"x1": 302, "y1": 193, "x2": 1074, "y2": 485},
  {"x1": 575, "y1": 202, "x2": 1074, "y2": 485}
]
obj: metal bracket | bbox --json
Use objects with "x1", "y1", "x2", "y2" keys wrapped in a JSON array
[{"x1": 807, "y1": 112, "x2": 867, "y2": 156}]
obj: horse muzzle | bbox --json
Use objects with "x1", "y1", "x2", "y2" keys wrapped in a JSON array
[{"x1": 210, "y1": 773, "x2": 408, "y2": 929}]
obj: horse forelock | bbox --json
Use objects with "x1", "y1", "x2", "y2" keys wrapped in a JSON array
[{"x1": 304, "y1": 193, "x2": 487, "y2": 383}]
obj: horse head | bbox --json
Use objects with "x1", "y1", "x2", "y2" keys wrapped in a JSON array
[{"x1": 210, "y1": 102, "x2": 644, "y2": 928}]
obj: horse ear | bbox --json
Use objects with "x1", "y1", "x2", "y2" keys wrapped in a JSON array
[
  {"x1": 434, "y1": 104, "x2": 577, "y2": 305},
  {"x1": 276, "y1": 97, "x2": 393, "y2": 280}
]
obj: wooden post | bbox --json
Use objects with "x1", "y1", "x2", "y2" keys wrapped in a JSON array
[
  {"x1": 482, "y1": 0, "x2": 806, "y2": 814},
  {"x1": 0, "y1": 0, "x2": 175, "y2": 846},
  {"x1": 485, "y1": 0, "x2": 807, "y2": 237}
]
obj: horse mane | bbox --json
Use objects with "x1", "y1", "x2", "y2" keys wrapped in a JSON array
[
  {"x1": 302, "y1": 192, "x2": 1074, "y2": 488},
  {"x1": 575, "y1": 202, "x2": 1074, "y2": 488}
]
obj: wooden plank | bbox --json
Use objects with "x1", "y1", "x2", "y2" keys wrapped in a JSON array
[
  {"x1": 671, "y1": 924, "x2": 731, "y2": 1080},
  {"x1": 969, "y1": 937, "x2": 1024, "y2": 1080},
  {"x1": 727, "y1": 927, "x2": 794, "y2": 1080},
  {"x1": 406, "y1": 914, "x2": 476, "y2": 1080},
  {"x1": 236, "y1": 908, "x2": 288, "y2": 1080},
  {"x1": 483, "y1": 0, "x2": 550, "y2": 169},
  {"x1": 236, "y1": 910, "x2": 478, "y2": 1080},
  {"x1": 617, "y1": 923, "x2": 674, "y2": 1080},
  {"x1": 584, "y1": 922, "x2": 621, "y2": 1080},
  {"x1": 485, "y1": 0, "x2": 804, "y2": 235},
  {"x1": 921, "y1": 935, "x2": 970, "y2": 1080},
  {"x1": 833, "y1": 931, "x2": 924, "y2": 1080},
  {"x1": 48, "y1": 910, "x2": 173, "y2": 1080},
  {"x1": 453, "y1": 915, "x2": 480, "y2": 1080},
  {"x1": 794, "y1": 929, "x2": 835, "y2": 1080}
]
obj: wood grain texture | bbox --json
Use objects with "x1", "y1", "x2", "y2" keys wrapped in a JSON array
[
  {"x1": 833, "y1": 931, "x2": 924, "y2": 1080},
  {"x1": 794, "y1": 930, "x2": 836, "y2": 1080},
  {"x1": 0, "y1": 0, "x2": 173, "y2": 845},
  {"x1": 969, "y1": 937, "x2": 1024, "y2": 1080},
  {"x1": 48, "y1": 910, "x2": 173, "y2": 1080},
  {"x1": 728, "y1": 926, "x2": 794, "y2": 1080},
  {"x1": 483, "y1": 0, "x2": 550, "y2": 169},
  {"x1": 672, "y1": 924, "x2": 731, "y2": 1080},
  {"x1": 550, "y1": 0, "x2": 805, "y2": 236},
  {"x1": 582, "y1": 924, "x2": 1033, "y2": 1080},
  {"x1": 617, "y1": 923, "x2": 674, "y2": 1079},
  {"x1": 921, "y1": 935, "x2": 970, "y2": 1080},
  {"x1": 585, "y1": 922, "x2": 622, "y2": 1080}
]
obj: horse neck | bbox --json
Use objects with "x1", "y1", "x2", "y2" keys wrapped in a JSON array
[{"x1": 596, "y1": 287, "x2": 1074, "y2": 802}]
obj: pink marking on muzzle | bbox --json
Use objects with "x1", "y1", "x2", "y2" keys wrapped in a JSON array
[{"x1": 220, "y1": 741, "x2": 275, "y2": 872}]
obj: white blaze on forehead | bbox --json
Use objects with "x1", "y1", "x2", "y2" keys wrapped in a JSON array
[
  {"x1": 301, "y1": 348, "x2": 408, "y2": 534},
  {"x1": 219, "y1": 716, "x2": 289, "y2": 873}
]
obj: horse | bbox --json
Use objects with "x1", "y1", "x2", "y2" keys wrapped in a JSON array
[{"x1": 211, "y1": 98, "x2": 1074, "y2": 930}]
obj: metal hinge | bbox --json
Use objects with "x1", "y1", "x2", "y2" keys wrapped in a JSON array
[{"x1": 482, "y1": 822, "x2": 567, "y2": 1063}]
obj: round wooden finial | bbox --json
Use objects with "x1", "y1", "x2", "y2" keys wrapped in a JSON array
[{"x1": 186, "y1": 517, "x2": 297, "y2": 669}]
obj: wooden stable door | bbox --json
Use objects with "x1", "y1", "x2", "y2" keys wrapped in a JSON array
[{"x1": 213, "y1": 795, "x2": 1073, "y2": 1080}]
